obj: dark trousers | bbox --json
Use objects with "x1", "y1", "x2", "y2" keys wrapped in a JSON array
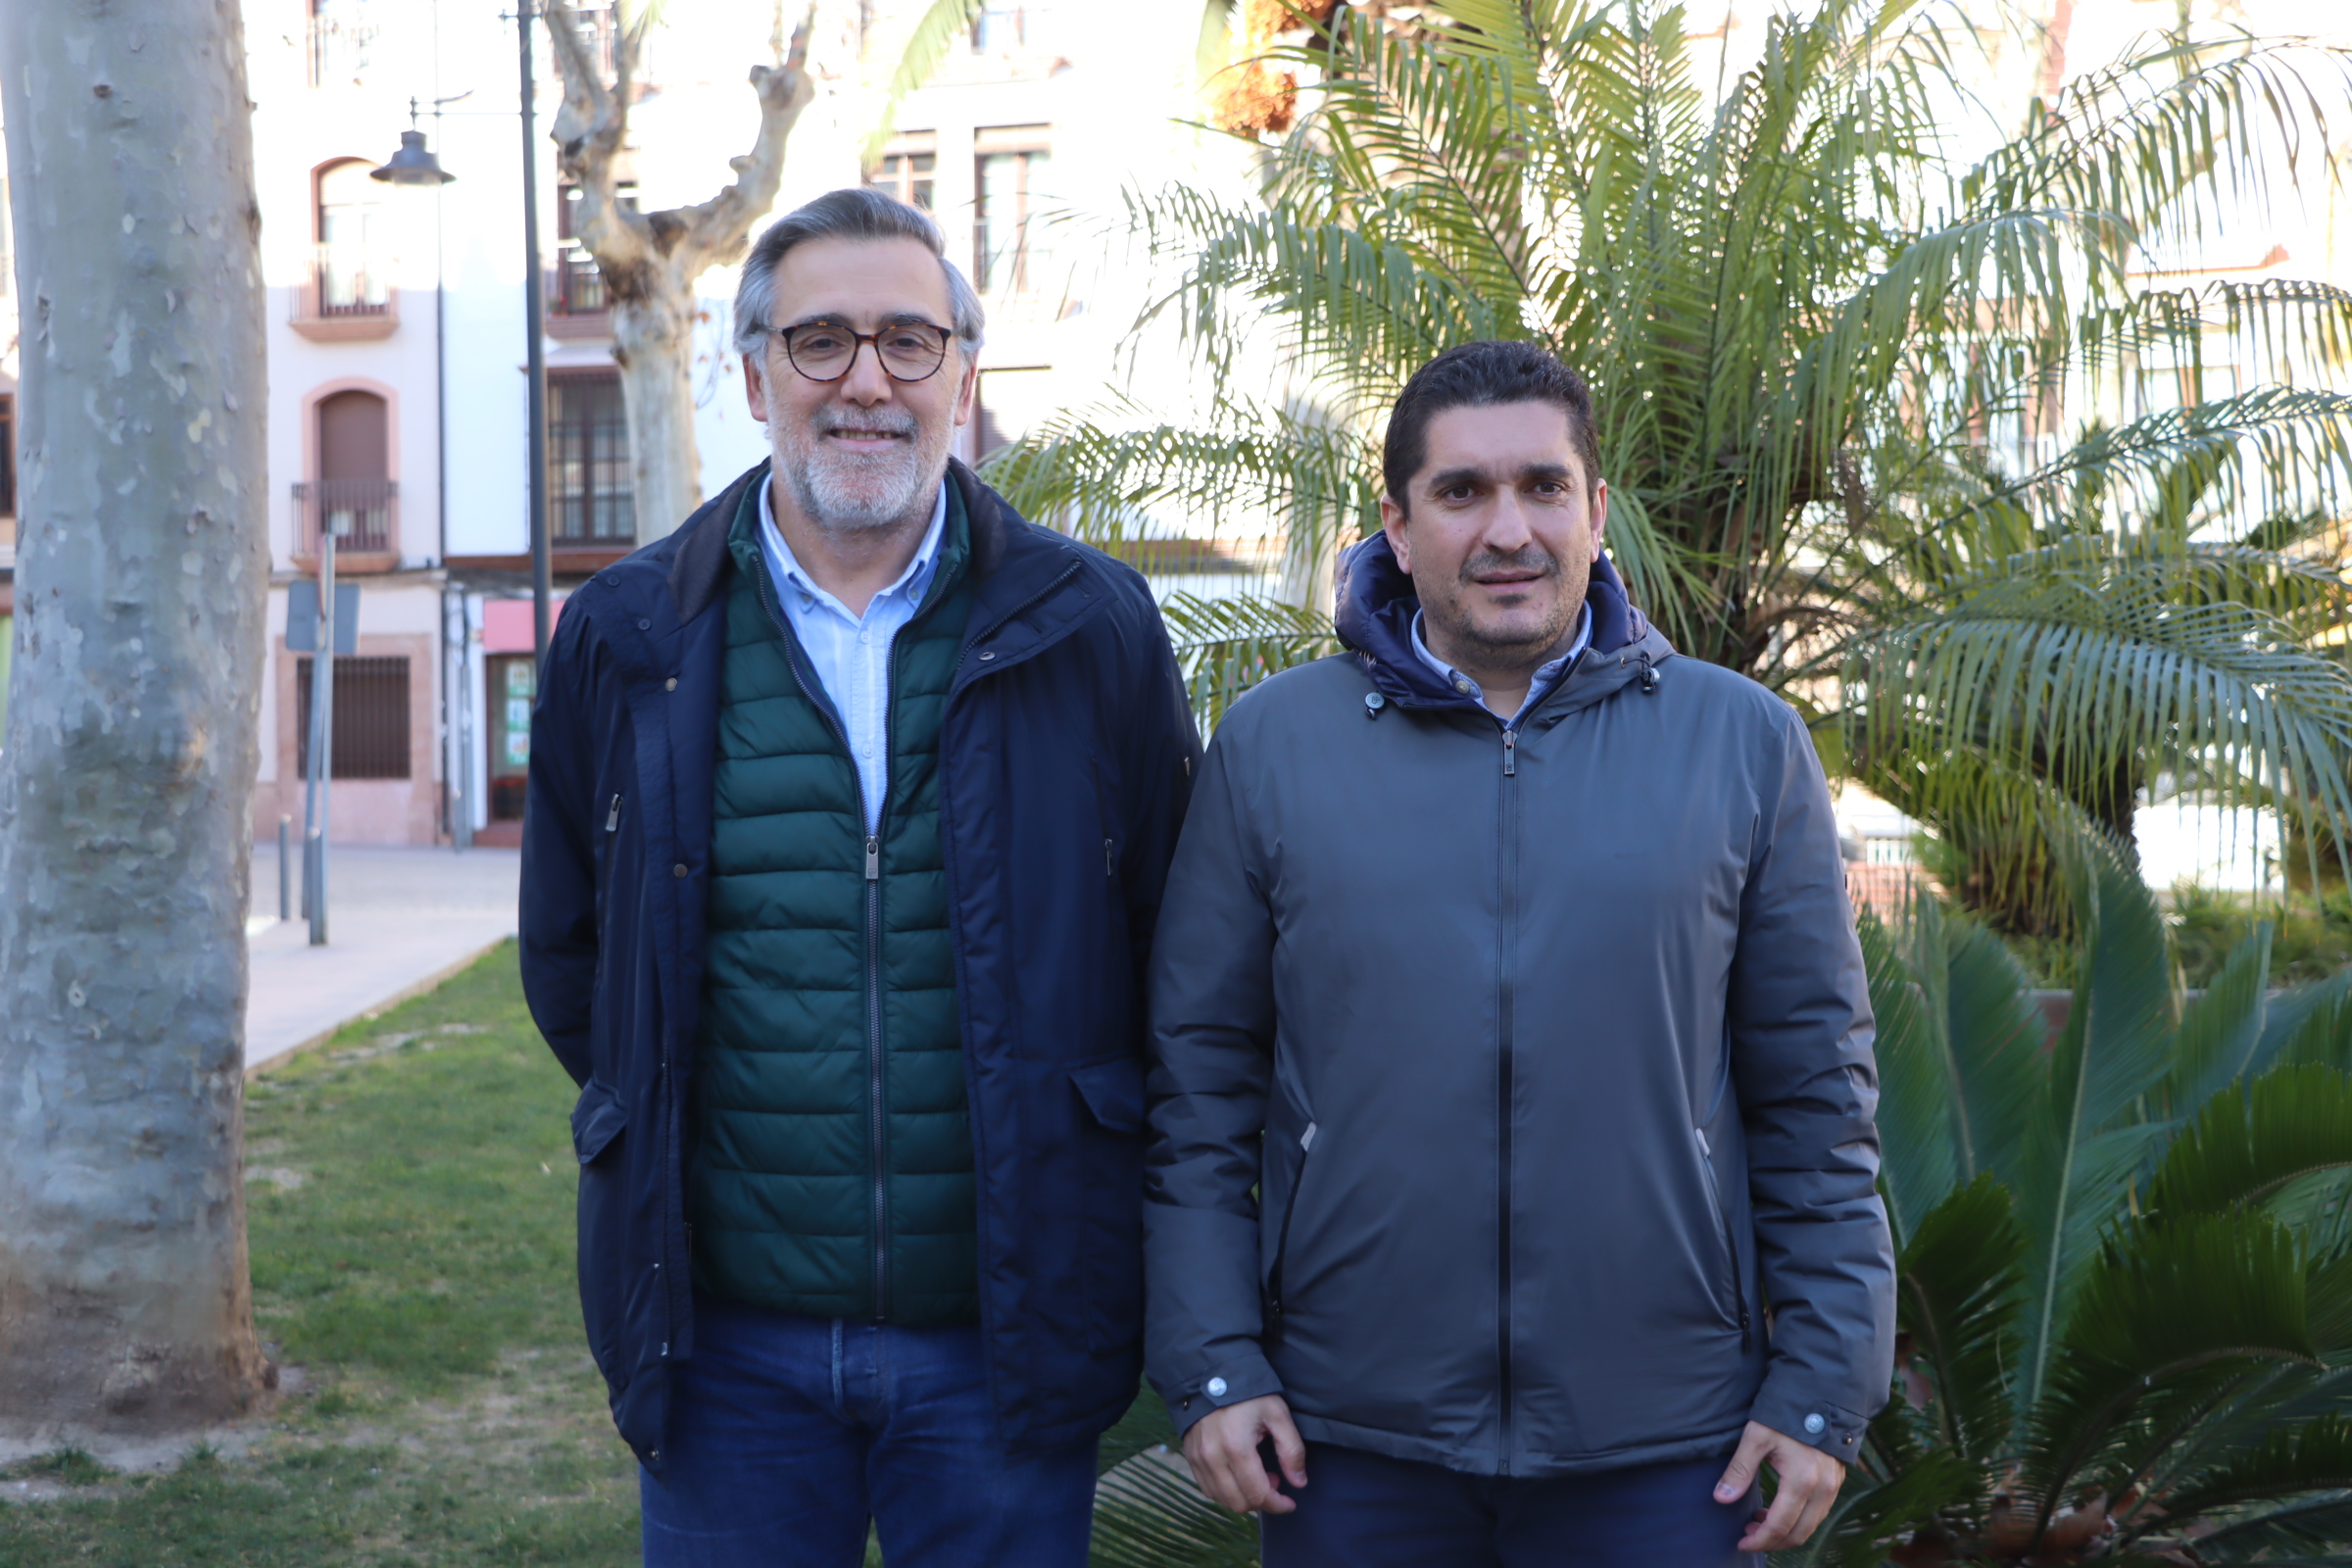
[
  {"x1": 1259, "y1": 1443, "x2": 1761, "y2": 1568},
  {"x1": 638, "y1": 1295, "x2": 1098, "y2": 1568}
]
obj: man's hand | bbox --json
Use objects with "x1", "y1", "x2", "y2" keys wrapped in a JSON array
[
  {"x1": 1715, "y1": 1420, "x2": 1845, "y2": 1551},
  {"x1": 1182, "y1": 1394, "x2": 1308, "y2": 1515}
]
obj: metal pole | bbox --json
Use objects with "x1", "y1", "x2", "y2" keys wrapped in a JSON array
[
  {"x1": 519, "y1": 1, "x2": 553, "y2": 670},
  {"x1": 300, "y1": 514, "x2": 324, "y2": 926},
  {"x1": 278, "y1": 815, "x2": 292, "y2": 922},
  {"x1": 309, "y1": 524, "x2": 337, "y2": 946}
]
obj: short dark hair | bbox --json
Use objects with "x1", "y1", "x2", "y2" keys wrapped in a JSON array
[
  {"x1": 732, "y1": 186, "x2": 985, "y2": 359},
  {"x1": 1383, "y1": 341, "x2": 1602, "y2": 511}
]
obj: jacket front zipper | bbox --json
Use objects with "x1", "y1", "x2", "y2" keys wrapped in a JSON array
[{"x1": 1496, "y1": 719, "x2": 1521, "y2": 1475}]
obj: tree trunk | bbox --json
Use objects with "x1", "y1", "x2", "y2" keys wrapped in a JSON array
[
  {"x1": 0, "y1": 0, "x2": 273, "y2": 1447},
  {"x1": 612, "y1": 285, "x2": 703, "y2": 541}
]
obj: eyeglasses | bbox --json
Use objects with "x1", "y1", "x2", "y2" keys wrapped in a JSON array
[{"x1": 768, "y1": 319, "x2": 954, "y2": 383}]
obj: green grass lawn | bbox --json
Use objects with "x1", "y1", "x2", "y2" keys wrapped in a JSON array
[{"x1": 0, "y1": 942, "x2": 1185, "y2": 1567}]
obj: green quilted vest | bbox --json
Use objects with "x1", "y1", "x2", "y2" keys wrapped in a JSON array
[{"x1": 688, "y1": 478, "x2": 978, "y2": 1324}]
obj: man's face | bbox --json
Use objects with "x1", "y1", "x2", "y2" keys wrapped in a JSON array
[
  {"x1": 1378, "y1": 401, "x2": 1607, "y2": 665},
  {"x1": 744, "y1": 235, "x2": 977, "y2": 533}
]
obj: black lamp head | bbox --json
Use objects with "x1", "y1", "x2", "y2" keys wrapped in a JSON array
[{"x1": 371, "y1": 129, "x2": 455, "y2": 186}]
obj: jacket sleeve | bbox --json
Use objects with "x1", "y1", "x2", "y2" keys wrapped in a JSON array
[
  {"x1": 1112, "y1": 583, "x2": 1203, "y2": 1034},
  {"x1": 1143, "y1": 716, "x2": 1284, "y2": 1437},
  {"x1": 1730, "y1": 710, "x2": 1896, "y2": 1455},
  {"x1": 519, "y1": 607, "x2": 603, "y2": 1090}
]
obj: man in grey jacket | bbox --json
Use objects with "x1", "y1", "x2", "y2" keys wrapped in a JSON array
[{"x1": 1144, "y1": 340, "x2": 1894, "y2": 1564}]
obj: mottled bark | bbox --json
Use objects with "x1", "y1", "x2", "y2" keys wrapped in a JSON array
[
  {"x1": 545, "y1": 3, "x2": 815, "y2": 544},
  {"x1": 0, "y1": 0, "x2": 272, "y2": 1442}
]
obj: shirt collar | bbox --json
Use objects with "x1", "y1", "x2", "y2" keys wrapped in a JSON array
[
  {"x1": 758, "y1": 472, "x2": 949, "y2": 615},
  {"x1": 1410, "y1": 604, "x2": 1592, "y2": 717}
]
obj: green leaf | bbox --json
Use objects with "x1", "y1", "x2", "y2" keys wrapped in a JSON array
[
  {"x1": 2165, "y1": 924, "x2": 2273, "y2": 1116},
  {"x1": 2016, "y1": 838, "x2": 2178, "y2": 1412},
  {"x1": 1897, "y1": 1173, "x2": 2026, "y2": 1464},
  {"x1": 2020, "y1": 1212, "x2": 2319, "y2": 1524},
  {"x1": 2146, "y1": 1065, "x2": 2352, "y2": 1221},
  {"x1": 1159, "y1": 592, "x2": 1340, "y2": 731},
  {"x1": 2146, "y1": 1419, "x2": 2352, "y2": 1559}
]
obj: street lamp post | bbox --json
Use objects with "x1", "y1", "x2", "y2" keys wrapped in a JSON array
[{"x1": 518, "y1": 2, "x2": 553, "y2": 670}]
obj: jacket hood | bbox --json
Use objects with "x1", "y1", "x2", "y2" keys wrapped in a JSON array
[{"x1": 1333, "y1": 531, "x2": 1653, "y2": 707}]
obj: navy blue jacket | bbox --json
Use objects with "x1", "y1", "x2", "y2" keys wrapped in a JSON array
[{"x1": 520, "y1": 459, "x2": 1200, "y2": 1467}]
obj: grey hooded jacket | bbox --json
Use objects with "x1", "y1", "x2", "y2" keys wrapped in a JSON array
[{"x1": 1142, "y1": 536, "x2": 1895, "y2": 1479}]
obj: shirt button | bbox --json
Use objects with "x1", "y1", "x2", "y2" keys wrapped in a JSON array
[
  {"x1": 672, "y1": 863, "x2": 688, "y2": 879},
  {"x1": 1453, "y1": 678, "x2": 1472, "y2": 694},
  {"x1": 1205, "y1": 1377, "x2": 1228, "y2": 1398},
  {"x1": 1803, "y1": 1413, "x2": 1826, "y2": 1435},
  {"x1": 664, "y1": 677, "x2": 677, "y2": 692}
]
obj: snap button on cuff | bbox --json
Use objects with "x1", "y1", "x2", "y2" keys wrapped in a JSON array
[
  {"x1": 1803, "y1": 1412, "x2": 1826, "y2": 1435},
  {"x1": 1205, "y1": 1377, "x2": 1228, "y2": 1398}
]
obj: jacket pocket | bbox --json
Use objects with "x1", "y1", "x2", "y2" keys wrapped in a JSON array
[
  {"x1": 1694, "y1": 1126, "x2": 1751, "y2": 1349},
  {"x1": 1069, "y1": 1056, "x2": 1144, "y2": 1135},
  {"x1": 571, "y1": 1078, "x2": 628, "y2": 1166},
  {"x1": 1259, "y1": 1082, "x2": 1319, "y2": 1336}
]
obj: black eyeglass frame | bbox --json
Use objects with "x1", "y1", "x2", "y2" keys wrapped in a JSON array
[{"x1": 765, "y1": 320, "x2": 955, "y2": 384}]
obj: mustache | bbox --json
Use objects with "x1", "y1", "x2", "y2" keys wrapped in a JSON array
[
  {"x1": 1459, "y1": 546, "x2": 1560, "y2": 583},
  {"x1": 811, "y1": 410, "x2": 919, "y2": 439}
]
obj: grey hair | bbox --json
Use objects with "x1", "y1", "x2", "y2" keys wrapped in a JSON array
[{"x1": 732, "y1": 186, "x2": 986, "y2": 361}]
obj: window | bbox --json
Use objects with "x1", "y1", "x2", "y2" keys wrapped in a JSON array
[
  {"x1": 867, "y1": 133, "x2": 936, "y2": 212},
  {"x1": 971, "y1": 3, "x2": 1054, "y2": 52},
  {"x1": 550, "y1": 371, "x2": 634, "y2": 542},
  {"x1": 0, "y1": 395, "x2": 14, "y2": 520},
  {"x1": 973, "y1": 130, "x2": 1053, "y2": 297},
  {"x1": 307, "y1": 0, "x2": 375, "y2": 87},
  {"x1": 296, "y1": 389, "x2": 396, "y2": 553},
  {"x1": 553, "y1": 183, "x2": 636, "y2": 318},
  {"x1": 314, "y1": 160, "x2": 389, "y2": 317},
  {"x1": 296, "y1": 656, "x2": 412, "y2": 779}
]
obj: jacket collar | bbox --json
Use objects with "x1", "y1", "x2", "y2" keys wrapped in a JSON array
[
  {"x1": 665, "y1": 456, "x2": 1090, "y2": 648},
  {"x1": 1333, "y1": 531, "x2": 1666, "y2": 714}
]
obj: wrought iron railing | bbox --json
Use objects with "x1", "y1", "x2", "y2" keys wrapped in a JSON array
[
  {"x1": 307, "y1": 243, "x2": 389, "y2": 318},
  {"x1": 293, "y1": 477, "x2": 398, "y2": 556}
]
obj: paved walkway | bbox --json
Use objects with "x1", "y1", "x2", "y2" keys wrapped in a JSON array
[{"x1": 245, "y1": 843, "x2": 521, "y2": 1074}]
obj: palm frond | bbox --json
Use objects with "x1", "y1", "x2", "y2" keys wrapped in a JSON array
[{"x1": 1161, "y1": 592, "x2": 1341, "y2": 731}]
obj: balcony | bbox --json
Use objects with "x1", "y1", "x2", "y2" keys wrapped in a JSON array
[
  {"x1": 545, "y1": 248, "x2": 612, "y2": 339},
  {"x1": 292, "y1": 478, "x2": 400, "y2": 571},
  {"x1": 291, "y1": 245, "x2": 397, "y2": 342}
]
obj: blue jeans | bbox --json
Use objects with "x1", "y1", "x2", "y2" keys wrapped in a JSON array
[
  {"x1": 638, "y1": 1295, "x2": 1099, "y2": 1568},
  {"x1": 1259, "y1": 1444, "x2": 1761, "y2": 1568}
]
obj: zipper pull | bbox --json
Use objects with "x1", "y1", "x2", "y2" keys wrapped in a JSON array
[
  {"x1": 1103, "y1": 838, "x2": 1115, "y2": 877},
  {"x1": 1502, "y1": 730, "x2": 1517, "y2": 777},
  {"x1": 864, "y1": 835, "x2": 880, "y2": 881},
  {"x1": 606, "y1": 795, "x2": 622, "y2": 832}
]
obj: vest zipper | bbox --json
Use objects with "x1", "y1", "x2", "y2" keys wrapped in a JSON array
[
  {"x1": 743, "y1": 548, "x2": 906, "y2": 1324},
  {"x1": 865, "y1": 829, "x2": 888, "y2": 1322},
  {"x1": 1496, "y1": 719, "x2": 1519, "y2": 1476},
  {"x1": 606, "y1": 794, "x2": 622, "y2": 832}
]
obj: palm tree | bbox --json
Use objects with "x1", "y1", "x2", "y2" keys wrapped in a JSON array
[
  {"x1": 1816, "y1": 845, "x2": 2352, "y2": 1564},
  {"x1": 972, "y1": 0, "x2": 2352, "y2": 930}
]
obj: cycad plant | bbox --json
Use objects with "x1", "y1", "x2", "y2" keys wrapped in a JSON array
[
  {"x1": 975, "y1": 0, "x2": 2352, "y2": 926},
  {"x1": 1800, "y1": 847, "x2": 2352, "y2": 1565}
]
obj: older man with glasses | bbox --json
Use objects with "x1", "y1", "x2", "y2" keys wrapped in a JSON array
[{"x1": 520, "y1": 187, "x2": 1200, "y2": 1568}]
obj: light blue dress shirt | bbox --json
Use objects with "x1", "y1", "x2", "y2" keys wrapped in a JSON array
[
  {"x1": 757, "y1": 477, "x2": 950, "y2": 833},
  {"x1": 1411, "y1": 604, "x2": 1592, "y2": 726}
]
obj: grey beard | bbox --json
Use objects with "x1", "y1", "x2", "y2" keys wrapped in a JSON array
[{"x1": 775, "y1": 415, "x2": 952, "y2": 536}]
